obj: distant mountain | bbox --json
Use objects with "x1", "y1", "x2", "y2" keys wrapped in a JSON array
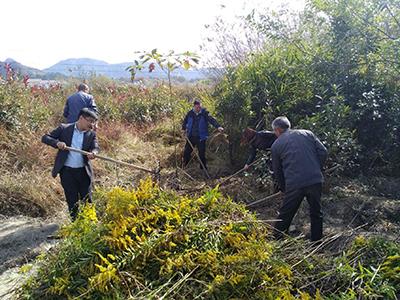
[
  {"x1": 44, "y1": 58, "x2": 209, "y2": 80},
  {"x1": 44, "y1": 58, "x2": 132, "y2": 79},
  {"x1": 0, "y1": 57, "x2": 211, "y2": 81},
  {"x1": 0, "y1": 58, "x2": 46, "y2": 79},
  {"x1": 0, "y1": 58, "x2": 67, "y2": 80}
]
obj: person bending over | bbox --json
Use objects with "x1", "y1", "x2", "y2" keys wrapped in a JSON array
[{"x1": 241, "y1": 127, "x2": 276, "y2": 170}]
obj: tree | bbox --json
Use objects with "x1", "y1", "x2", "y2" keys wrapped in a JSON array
[{"x1": 127, "y1": 50, "x2": 200, "y2": 172}]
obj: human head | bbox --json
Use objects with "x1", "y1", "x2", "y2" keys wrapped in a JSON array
[
  {"x1": 78, "y1": 83, "x2": 90, "y2": 93},
  {"x1": 193, "y1": 99, "x2": 202, "y2": 113},
  {"x1": 77, "y1": 108, "x2": 98, "y2": 131},
  {"x1": 272, "y1": 116, "x2": 291, "y2": 137}
]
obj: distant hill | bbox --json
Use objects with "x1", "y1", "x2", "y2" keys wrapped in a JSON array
[
  {"x1": 0, "y1": 57, "x2": 211, "y2": 81},
  {"x1": 0, "y1": 58, "x2": 66, "y2": 80},
  {"x1": 0, "y1": 58, "x2": 45, "y2": 79},
  {"x1": 44, "y1": 58, "x2": 209, "y2": 80}
]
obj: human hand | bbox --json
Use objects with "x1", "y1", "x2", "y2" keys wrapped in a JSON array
[
  {"x1": 218, "y1": 127, "x2": 224, "y2": 133},
  {"x1": 56, "y1": 142, "x2": 67, "y2": 150},
  {"x1": 87, "y1": 152, "x2": 96, "y2": 160},
  {"x1": 244, "y1": 164, "x2": 249, "y2": 170}
]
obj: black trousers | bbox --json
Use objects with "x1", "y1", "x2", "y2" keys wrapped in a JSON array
[
  {"x1": 60, "y1": 167, "x2": 92, "y2": 220},
  {"x1": 274, "y1": 183, "x2": 323, "y2": 241},
  {"x1": 183, "y1": 136, "x2": 207, "y2": 168}
]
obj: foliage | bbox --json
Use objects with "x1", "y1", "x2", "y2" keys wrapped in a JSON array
[
  {"x1": 298, "y1": 87, "x2": 359, "y2": 170},
  {"x1": 22, "y1": 179, "x2": 295, "y2": 299},
  {"x1": 327, "y1": 237, "x2": 400, "y2": 299},
  {"x1": 126, "y1": 49, "x2": 200, "y2": 83},
  {"x1": 0, "y1": 83, "x2": 54, "y2": 131},
  {"x1": 21, "y1": 179, "x2": 400, "y2": 299},
  {"x1": 213, "y1": 0, "x2": 400, "y2": 174}
]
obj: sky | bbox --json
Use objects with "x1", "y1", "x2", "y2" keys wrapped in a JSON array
[{"x1": 0, "y1": 0, "x2": 304, "y2": 69}]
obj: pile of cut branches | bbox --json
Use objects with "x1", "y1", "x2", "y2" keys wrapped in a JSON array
[{"x1": 20, "y1": 179, "x2": 400, "y2": 299}]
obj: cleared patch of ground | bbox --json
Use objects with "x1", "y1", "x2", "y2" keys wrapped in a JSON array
[{"x1": 0, "y1": 215, "x2": 66, "y2": 299}]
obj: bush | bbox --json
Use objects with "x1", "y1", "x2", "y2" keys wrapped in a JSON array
[
  {"x1": 21, "y1": 179, "x2": 400, "y2": 299},
  {"x1": 298, "y1": 88, "x2": 359, "y2": 170},
  {"x1": 212, "y1": 0, "x2": 400, "y2": 175},
  {"x1": 22, "y1": 179, "x2": 298, "y2": 299}
]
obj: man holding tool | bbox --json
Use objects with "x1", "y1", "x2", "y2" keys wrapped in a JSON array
[
  {"x1": 42, "y1": 108, "x2": 99, "y2": 220},
  {"x1": 271, "y1": 116, "x2": 328, "y2": 242},
  {"x1": 182, "y1": 99, "x2": 224, "y2": 171}
]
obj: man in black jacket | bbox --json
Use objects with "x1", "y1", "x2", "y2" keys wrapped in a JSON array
[
  {"x1": 271, "y1": 116, "x2": 328, "y2": 241},
  {"x1": 182, "y1": 100, "x2": 224, "y2": 169},
  {"x1": 241, "y1": 128, "x2": 277, "y2": 170},
  {"x1": 42, "y1": 108, "x2": 99, "y2": 219}
]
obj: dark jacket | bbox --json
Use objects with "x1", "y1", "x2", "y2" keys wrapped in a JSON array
[
  {"x1": 41, "y1": 123, "x2": 100, "y2": 179},
  {"x1": 63, "y1": 91, "x2": 97, "y2": 123},
  {"x1": 271, "y1": 129, "x2": 327, "y2": 192},
  {"x1": 182, "y1": 109, "x2": 220, "y2": 141},
  {"x1": 246, "y1": 131, "x2": 277, "y2": 165}
]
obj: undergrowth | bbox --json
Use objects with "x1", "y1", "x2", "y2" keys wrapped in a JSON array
[{"x1": 21, "y1": 179, "x2": 400, "y2": 299}]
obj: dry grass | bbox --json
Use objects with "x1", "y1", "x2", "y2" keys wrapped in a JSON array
[{"x1": 0, "y1": 168, "x2": 64, "y2": 217}]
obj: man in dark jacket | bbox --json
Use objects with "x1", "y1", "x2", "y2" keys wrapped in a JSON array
[
  {"x1": 271, "y1": 116, "x2": 328, "y2": 241},
  {"x1": 63, "y1": 83, "x2": 97, "y2": 123},
  {"x1": 42, "y1": 108, "x2": 99, "y2": 219},
  {"x1": 182, "y1": 100, "x2": 224, "y2": 169},
  {"x1": 241, "y1": 128, "x2": 277, "y2": 170}
]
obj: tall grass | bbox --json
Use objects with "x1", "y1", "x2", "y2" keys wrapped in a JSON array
[{"x1": 0, "y1": 79, "x2": 205, "y2": 217}]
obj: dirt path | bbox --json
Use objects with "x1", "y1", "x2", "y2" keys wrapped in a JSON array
[{"x1": 0, "y1": 216, "x2": 61, "y2": 299}]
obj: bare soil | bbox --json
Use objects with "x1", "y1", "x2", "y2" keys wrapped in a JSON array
[{"x1": 0, "y1": 215, "x2": 64, "y2": 299}]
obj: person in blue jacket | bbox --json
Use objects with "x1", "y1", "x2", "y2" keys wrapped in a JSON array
[
  {"x1": 182, "y1": 100, "x2": 224, "y2": 169},
  {"x1": 63, "y1": 83, "x2": 97, "y2": 123}
]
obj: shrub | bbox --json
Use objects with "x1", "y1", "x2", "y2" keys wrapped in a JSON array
[
  {"x1": 298, "y1": 87, "x2": 359, "y2": 170},
  {"x1": 212, "y1": 0, "x2": 400, "y2": 175},
  {"x1": 21, "y1": 179, "x2": 400, "y2": 299},
  {"x1": 22, "y1": 179, "x2": 300, "y2": 299}
]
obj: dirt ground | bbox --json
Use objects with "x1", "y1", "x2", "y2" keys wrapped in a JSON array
[{"x1": 0, "y1": 215, "x2": 65, "y2": 299}]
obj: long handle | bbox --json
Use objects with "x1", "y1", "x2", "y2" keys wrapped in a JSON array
[
  {"x1": 218, "y1": 157, "x2": 262, "y2": 186},
  {"x1": 246, "y1": 191, "x2": 283, "y2": 208},
  {"x1": 184, "y1": 136, "x2": 211, "y2": 179},
  {"x1": 65, "y1": 146, "x2": 156, "y2": 174}
]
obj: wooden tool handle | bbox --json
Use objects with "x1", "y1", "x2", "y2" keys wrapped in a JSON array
[
  {"x1": 246, "y1": 192, "x2": 283, "y2": 208},
  {"x1": 65, "y1": 146, "x2": 156, "y2": 174}
]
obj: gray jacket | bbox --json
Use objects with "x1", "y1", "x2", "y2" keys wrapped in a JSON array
[{"x1": 271, "y1": 129, "x2": 327, "y2": 192}]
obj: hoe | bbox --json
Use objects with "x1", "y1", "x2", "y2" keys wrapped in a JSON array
[{"x1": 65, "y1": 146, "x2": 161, "y2": 181}]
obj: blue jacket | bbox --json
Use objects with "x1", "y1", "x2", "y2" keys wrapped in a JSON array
[
  {"x1": 182, "y1": 108, "x2": 220, "y2": 141},
  {"x1": 63, "y1": 91, "x2": 97, "y2": 123}
]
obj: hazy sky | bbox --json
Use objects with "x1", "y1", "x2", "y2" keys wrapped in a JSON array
[{"x1": 1, "y1": 0, "x2": 304, "y2": 69}]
